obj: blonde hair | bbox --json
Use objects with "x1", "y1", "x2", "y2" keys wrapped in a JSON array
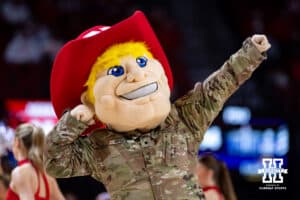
[
  {"x1": 85, "y1": 41, "x2": 153, "y2": 104},
  {"x1": 15, "y1": 123, "x2": 45, "y2": 171}
]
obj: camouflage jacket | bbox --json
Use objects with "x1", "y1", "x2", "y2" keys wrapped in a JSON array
[{"x1": 45, "y1": 38, "x2": 266, "y2": 200}]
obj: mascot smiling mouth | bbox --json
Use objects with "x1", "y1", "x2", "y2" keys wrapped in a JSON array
[{"x1": 120, "y1": 82, "x2": 158, "y2": 100}]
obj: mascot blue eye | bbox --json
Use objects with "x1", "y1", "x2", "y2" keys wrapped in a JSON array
[
  {"x1": 136, "y1": 56, "x2": 148, "y2": 67},
  {"x1": 107, "y1": 66, "x2": 124, "y2": 77}
]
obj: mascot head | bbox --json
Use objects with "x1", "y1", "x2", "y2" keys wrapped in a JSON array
[{"x1": 51, "y1": 11, "x2": 173, "y2": 132}]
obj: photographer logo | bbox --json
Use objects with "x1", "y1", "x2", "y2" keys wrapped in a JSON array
[{"x1": 257, "y1": 158, "x2": 287, "y2": 190}]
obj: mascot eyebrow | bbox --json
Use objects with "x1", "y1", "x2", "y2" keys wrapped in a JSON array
[{"x1": 85, "y1": 41, "x2": 153, "y2": 104}]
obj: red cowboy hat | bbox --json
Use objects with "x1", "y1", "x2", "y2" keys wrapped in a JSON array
[{"x1": 50, "y1": 10, "x2": 173, "y2": 118}]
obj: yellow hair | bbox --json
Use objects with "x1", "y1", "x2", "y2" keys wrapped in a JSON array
[{"x1": 85, "y1": 42, "x2": 153, "y2": 104}]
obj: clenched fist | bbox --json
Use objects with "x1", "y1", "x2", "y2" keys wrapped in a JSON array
[
  {"x1": 251, "y1": 34, "x2": 271, "y2": 53},
  {"x1": 70, "y1": 104, "x2": 95, "y2": 125}
]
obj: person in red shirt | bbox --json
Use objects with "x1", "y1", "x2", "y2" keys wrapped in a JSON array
[
  {"x1": 197, "y1": 154, "x2": 237, "y2": 200},
  {"x1": 6, "y1": 123, "x2": 64, "y2": 200}
]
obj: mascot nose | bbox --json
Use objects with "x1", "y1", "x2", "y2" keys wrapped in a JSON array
[{"x1": 126, "y1": 68, "x2": 146, "y2": 82}]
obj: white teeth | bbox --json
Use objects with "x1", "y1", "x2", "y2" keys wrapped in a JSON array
[{"x1": 120, "y1": 82, "x2": 158, "y2": 100}]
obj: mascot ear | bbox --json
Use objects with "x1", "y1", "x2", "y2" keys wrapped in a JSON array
[{"x1": 80, "y1": 91, "x2": 95, "y2": 112}]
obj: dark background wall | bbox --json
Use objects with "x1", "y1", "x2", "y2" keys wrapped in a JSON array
[{"x1": 0, "y1": 0, "x2": 299, "y2": 199}]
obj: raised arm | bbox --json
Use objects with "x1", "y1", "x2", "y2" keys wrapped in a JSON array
[
  {"x1": 44, "y1": 105, "x2": 95, "y2": 178},
  {"x1": 174, "y1": 35, "x2": 270, "y2": 142}
]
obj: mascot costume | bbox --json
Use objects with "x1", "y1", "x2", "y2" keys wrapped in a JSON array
[{"x1": 45, "y1": 11, "x2": 270, "y2": 200}]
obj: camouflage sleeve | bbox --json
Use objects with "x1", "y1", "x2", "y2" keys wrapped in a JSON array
[
  {"x1": 174, "y1": 38, "x2": 267, "y2": 142},
  {"x1": 44, "y1": 111, "x2": 93, "y2": 178}
]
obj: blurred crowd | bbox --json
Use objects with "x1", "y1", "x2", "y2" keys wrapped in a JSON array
[
  {"x1": 0, "y1": 0, "x2": 299, "y2": 200},
  {"x1": 223, "y1": 0, "x2": 300, "y2": 118},
  {"x1": 0, "y1": 0, "x2": 189, "y2": 100},
  {"x1": 0, "y1": 0, "x2": 298, "y2": 117}
]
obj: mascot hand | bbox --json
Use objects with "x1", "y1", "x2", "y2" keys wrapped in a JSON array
[
  {"x1": 70, "y1": 104, "x2": 95, "y2": 125},
  {"x1": 251, "y1": 34, "x2": 271, "y2": 53}
]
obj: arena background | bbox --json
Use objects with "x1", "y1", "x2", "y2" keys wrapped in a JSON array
[{"x1": 0, "y1": 0, "x2": 299, "y2": 199}]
